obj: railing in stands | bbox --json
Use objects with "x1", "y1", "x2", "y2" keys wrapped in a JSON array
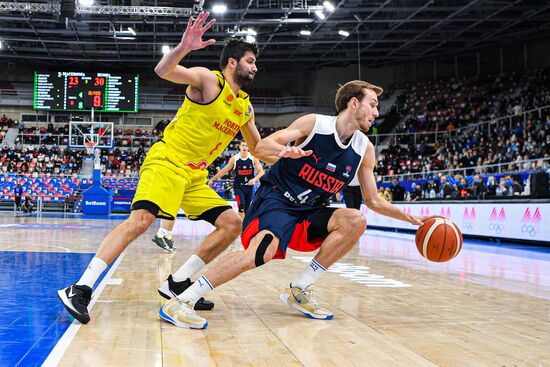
[
  {"x1": 368, "y1": 105, "x2": 550, "y2": 147},
  {"x1": 378, "y1": 157, "x2": 550, "y2": 182}
]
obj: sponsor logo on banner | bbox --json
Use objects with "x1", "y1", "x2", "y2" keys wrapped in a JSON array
[
  {"x1": 85, "y1": 200, "x2": 107, "y2": 206},
  {"x1": 439, "y1": 207, "x2": 451, "y2": 218},
  {"x1": 521, "y1": 207, "x2": 541, "y2": 237},
  {"x1": 420, "y1": 207, "x2": 430, "y2": 216},
  {"x1": 461, "y1": 207, "x2": 476, "y2": 232},
  {"x1": 488, "y1": 207, "x2": 506, "y2": 234}
]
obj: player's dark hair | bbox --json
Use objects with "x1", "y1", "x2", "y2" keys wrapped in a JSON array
[
  {"x1": 219, "y1": 38, "x2": 258, "y2": 69},
  {"x1": 335, "y1": 80, "x2": 383, "y2": 113}
]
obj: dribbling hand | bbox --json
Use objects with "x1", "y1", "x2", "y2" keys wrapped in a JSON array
[
  {"x1": 179, "y1": 11, "x2": 216, "y2": 51},
  {"x1": 410, "y1": 215, "x2": 443, "y2": 226},
  {"x1": 278, "y1": 146, "x2": 313, "y2": 159}
]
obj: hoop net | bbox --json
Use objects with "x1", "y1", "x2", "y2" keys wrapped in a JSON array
[{"x1": 85, "y1": 141, "x2": 97, "y2": 156}]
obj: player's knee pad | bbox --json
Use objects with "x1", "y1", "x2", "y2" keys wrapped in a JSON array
[{"x1": 255, "y1": 234, "x2": 274, "y2": 267}]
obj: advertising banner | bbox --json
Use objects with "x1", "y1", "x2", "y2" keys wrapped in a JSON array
[{"x1": 359, "y1": 202, "x2": 549, "y2": 242}]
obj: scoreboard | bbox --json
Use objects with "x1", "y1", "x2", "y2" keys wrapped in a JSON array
[{"x1": 33, "y1": 72, "x2": 139, "y2": 113}]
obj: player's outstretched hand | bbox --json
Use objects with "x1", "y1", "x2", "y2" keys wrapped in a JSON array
[
  {"x1": 410, "y1": 215, "x2": 443, "y2": 226},
  {"x1": 278, "y1": 146, "x2": 313, "y2": 159},
  {"x1": 179, "y1": 11, "x2": 216, "y2": 51}
]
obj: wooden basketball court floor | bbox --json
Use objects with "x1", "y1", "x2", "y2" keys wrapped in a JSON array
[{"x1": 1, "y1": 212, "x2": 549, "y2": 367}]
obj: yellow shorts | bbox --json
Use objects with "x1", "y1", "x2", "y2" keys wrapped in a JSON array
[{"x1": 131, "y1": 142, "x2": 230, "y2": 221}]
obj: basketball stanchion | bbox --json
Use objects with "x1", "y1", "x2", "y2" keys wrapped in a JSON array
[{"x1": 37, "y1": 196, "x2": 43, "y2": 214}]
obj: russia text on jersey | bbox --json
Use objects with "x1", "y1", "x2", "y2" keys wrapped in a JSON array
[{"x1": 298, "y1": 163, "x2": 345, "y2": 193}]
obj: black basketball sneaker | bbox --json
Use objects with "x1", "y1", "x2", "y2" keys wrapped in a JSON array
[
  {"x1": 57, "y1": 284, "x2": 92, "y2": 324},
  {"x1": 158, "y1": 275, "x2": 214, "y2": 311}
]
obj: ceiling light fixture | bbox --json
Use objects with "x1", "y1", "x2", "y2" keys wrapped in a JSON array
[
  {"x1": 161, "y1": 45, "x2": 170, "y2": 55},
  {"x1": 246, "y1": 35, "x2": 256, "y2": 43},
  {"x1": 212, "y1": 4, "x2": 227, "y2": 14},
  {"x1": 323, "y1": 1, "x2": 335, "y2": 12},
  {"x1": 300, "y1": 30, "x2": 312, "y2": 36},
  {"x1": 247, "y1": 28, "x2": 257, "y2": 36},
  {"x1": 78, "y1": 0, "x2": 94, "y2": 6},
  {"x1": 314, "y1": 10, "x2": 326, "y2": 20},
  {"x1": 338, "y1": 30, "x2": 350, "y2": 37}
]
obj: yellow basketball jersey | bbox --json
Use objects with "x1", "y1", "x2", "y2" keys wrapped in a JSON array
[{"x1": 162, "y1": 70, "x2": 253, "y2": 170}]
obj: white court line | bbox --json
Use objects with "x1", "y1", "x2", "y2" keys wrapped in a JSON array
[{"x1": 42, "y1": 253, "x2": 126, "y2": 367}]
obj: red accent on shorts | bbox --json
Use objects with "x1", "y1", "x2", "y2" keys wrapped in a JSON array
[
  {"x1": 241, "y1": 217, "x2": 285, "y2": 259},
  {"x1": 235, "y1": 194, "x2": 242, "y2": 208},
  {"x1": 288, "y1": 220, "x2": 323, "y2": 253},
  {"x1": 241, "y1": 217, "x2": 260, "y2": 250}
]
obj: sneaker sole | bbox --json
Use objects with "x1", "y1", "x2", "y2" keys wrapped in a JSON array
[
  {"x1": 159, "y1": 306, "x2": 208, "y2": 329},
  {"x1": 152, "y1": 238, "x2": 173, "y2": 253},
  {"x1": 57, "y1": 289, "x2": 90, "y2": 324},
  {"x1": 278, "y1": 293, "x2": 334, "y2": 320}
]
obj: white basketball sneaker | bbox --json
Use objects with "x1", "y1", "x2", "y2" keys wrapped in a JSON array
[
  {"x1": 159, "y1": 298, "x2": 208, "y2": 329},
  {"x1": 279, "y1": 284, "x2": 334, "y2": 320}
]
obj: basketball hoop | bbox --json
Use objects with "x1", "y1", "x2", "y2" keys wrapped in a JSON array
[{"x1": 85, "y1": 141, "x2": 96, "y2": 156}]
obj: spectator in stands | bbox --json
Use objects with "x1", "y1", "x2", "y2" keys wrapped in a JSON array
[
  {"x1": 471, "y1": 174, "x2": 486, "y2": 199},
  {"x1": 510, "y1": 175, "x2": 524, "y2": 195},
  {"x1": 486, "y1": 176, "x2": 498, "y2": 197},
  {"x1": 461, "y1": 149, "x2": 477, "y2": 176},
  {"x1": 441, "y1": 177, "x2": 455, "y2": 199},
  {"x1": 14, "y1": 183, "x2": 22, "y2": 210},
  {"x1": 390, "y1": 177, "x2": 405, "y2": 201},
  {"x1": 409, "y1": 182, "x2": 422, "y2": 201},
  {"x1": 497, "y1": 177, "x2": 512, "y2": 196},
  {"x1": 457, "y1": 177, "x2": 471, "y2": 199}
]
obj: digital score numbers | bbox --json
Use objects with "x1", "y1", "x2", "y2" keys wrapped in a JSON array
[{"x1": 33, "y1": 72, "x2": 139, "y2": 113}]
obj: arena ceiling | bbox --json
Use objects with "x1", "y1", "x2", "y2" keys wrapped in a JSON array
[{"x1": 0, "y1": 0, "x2": 549, "y2": 71}]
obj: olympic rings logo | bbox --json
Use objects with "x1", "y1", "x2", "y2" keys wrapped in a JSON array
[
  {"x1": 521, "y1": 224, "x2": 539, "y2": 237},
  {"x1": 489, "y1": 223, "x2": 503, "y2": 233},
  {"x1": 462, "y1": 222, "x2": 473, "y2": 231}
]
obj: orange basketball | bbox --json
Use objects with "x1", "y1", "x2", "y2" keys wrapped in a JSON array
[{"x1": 415, "y1": 218, "x2": 463, "y2": 262}]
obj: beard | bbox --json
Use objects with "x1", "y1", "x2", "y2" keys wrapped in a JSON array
[{"x1": 235, "y1": 64, "x2": 254, "y2": 89}]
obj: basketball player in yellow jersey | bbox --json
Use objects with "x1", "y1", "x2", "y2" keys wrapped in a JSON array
[{"x1": 57, "y1": 11, "x2": 265, "y2": 324}]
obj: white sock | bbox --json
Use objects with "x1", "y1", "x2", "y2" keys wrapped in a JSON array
[
  {"x1": 291, "y1": 259, "x2": 327, "y2": 290},
  {"x1": 172, "y1": 254, "x2": 205, "y2": 282},
  {"x1": 76, "y1": 257, "x2": 107, "y2": 288},
  {"x1": 157, "y1": 227, "x2": 171, "y2": 238},
  {"x1": 177, "y1": 275, "x2": 213, "y2": 303},
  {"x1": 165, "y1": 233, "x2": 173, "y2": 241}
]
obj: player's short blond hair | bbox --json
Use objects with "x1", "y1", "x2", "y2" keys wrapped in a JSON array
[{"x1": 335, "y1": 80, "x2": 383, "y2": 113}]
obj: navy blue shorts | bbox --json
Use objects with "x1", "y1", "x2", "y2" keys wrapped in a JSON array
[
  {"x1": 241, "y1": 185, "x2": 337, "y2": 259},
  {"x1": 234, "y1": 185, "x2": 253, "y2": 213}
]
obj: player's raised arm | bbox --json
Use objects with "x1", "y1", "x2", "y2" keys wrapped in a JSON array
[
  {"x1": 255, "y1": 114, "x2": 316, "y2": 161},
  {"x1": 154, "y1": 11, "x2": 218, "y2": 89}
]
